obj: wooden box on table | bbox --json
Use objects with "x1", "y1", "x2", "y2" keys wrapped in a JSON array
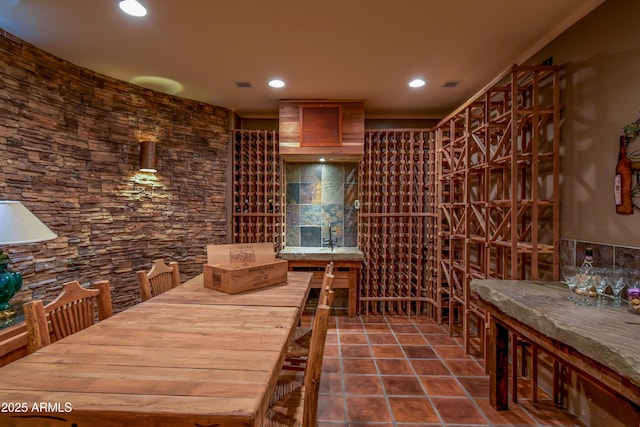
[{"x1": 203, "y1": 243, "x2": 288, "y2": 294}]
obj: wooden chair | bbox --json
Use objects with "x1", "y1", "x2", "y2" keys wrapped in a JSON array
[
  {"x1": 265, "y1": 303, "x2": 331, "y2": 427},
  {"x1": 286, "y1": 272, "x2": 334, "y2": 363},
  {"x1": 24, "y1": 280, "x2": 113, "y2": 353},
  {"x1": 292, "y1": 262, "x2": 334, "y2": 344},
  {"x1": 137, "y1": 259, "x2": 181, "y2": 302}
]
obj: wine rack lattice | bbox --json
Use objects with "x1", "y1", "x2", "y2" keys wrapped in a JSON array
[
  {"x1": 429, "y1": 65, "x2": 561, "y2": 355},
  {"x1": 358, "y1": 130, "x2": 429, "y2": 315},
  {"x1": 232, "y1": 130, "x2": 285, "y2": 250}
]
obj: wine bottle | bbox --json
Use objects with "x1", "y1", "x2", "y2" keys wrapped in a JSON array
[
  {"x1": 580, "y1": 247, "x2": 593, "y2": 273},
  {"x1": 615, "y1": 136, "x2": 633, "y2": 214},
  {"x1": 577, "y1": 246, "x2": 596, "y2": 300}
]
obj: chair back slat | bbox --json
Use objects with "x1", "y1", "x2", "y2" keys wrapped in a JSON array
[
  {"x1": 50, "y1": 298, "x2": 96, "y2": 340},
  {"x1": 302, "y1": 304, "x2": 331, "y2": 427},
  {"x1": 319, "y1": 272, "x2": 335, "y2": 307},
  {"x1": 24, "y1": 280, "x2": 113, "y2": 353},
  {"x1": 316, "y1": 262, "x2": 334, "y2": 307},
  {"x1": 150, "y1": 273, "x2": 173, "y2": 296},
  {"x1": 138, "y1": 259, "x2": 181, "y2": 302}
]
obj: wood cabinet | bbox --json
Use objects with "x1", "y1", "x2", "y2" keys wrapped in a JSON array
[
  {"x1": 299, "y1": 104, "x2": 342, "y2": 147},
  {"x1": 279, "y1": 100, "x2": 364, "y2": 161}
]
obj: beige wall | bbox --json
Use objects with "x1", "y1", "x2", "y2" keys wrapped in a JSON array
[
  {"x1": 528, "y1": 0, "x2": 640, "y2": 248},
  {"x1": 521, "y1": 3, "x2": 640, "y2": 425}
]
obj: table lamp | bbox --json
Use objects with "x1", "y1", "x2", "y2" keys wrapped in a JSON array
[{"x1": 0, "y1": 201, "x2": 57, "y2": 318}]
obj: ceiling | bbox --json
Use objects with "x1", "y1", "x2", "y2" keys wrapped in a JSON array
[{"x1": 0, "y1": 0, "x2": 605, "y2": 119}]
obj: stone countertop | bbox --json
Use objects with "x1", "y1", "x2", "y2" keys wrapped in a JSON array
[
  {"x1": 471, "y1": 279, "x2": 640, "y2": 389},
  {"x1": 278, "y1": 247, "x2": 365, "y2": 262}
]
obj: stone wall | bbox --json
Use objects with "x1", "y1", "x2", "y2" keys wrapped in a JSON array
[{"x1": 0, "y1": 30, "x2": 229, "y2": 310}]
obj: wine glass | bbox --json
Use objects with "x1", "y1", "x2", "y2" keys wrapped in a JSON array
[
  {"x1": 593, "y1": 267, "x2": 611, "y2": 307},
  {"x1": 561, "y1": 264, "x2": 579, "y2": 302},
  {"x1": 610, "y1": 268, "x2": 630, "y2": 307},
  {"x1": 574, "y1": 270, "x2": 596, "y2": 306}
]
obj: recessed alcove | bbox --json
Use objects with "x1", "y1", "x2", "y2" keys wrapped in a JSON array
[{"x1": 285, "y1": 162, "x2": 358, "y2": 248}]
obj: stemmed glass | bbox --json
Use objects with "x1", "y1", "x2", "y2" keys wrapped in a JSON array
[
  {"x1": 561, "y1": 264, "x2": 579, "y2": 302},
  {"x1": 593, "y1": 267, "x2": 611, "y2": 307},
  {"x1": 574, "y1": 270, "x2": 595, "y2": 306},
  {"x1": 610, "y1": 268, "x2": 630, "y2": 307}
]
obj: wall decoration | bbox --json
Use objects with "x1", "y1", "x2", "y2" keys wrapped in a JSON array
[{"x1": 623, "y1": 117, "x2": 640, "y2": 212}]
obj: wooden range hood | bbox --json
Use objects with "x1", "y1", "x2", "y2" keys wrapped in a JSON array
[{"x1": 278, "y1": 100, "x2": 364, "y2": 162}]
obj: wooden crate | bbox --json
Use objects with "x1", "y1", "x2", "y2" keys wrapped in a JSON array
[
  {"x1": 203, "y1": 260, "x2": 288, "y2": 294},
  {"x1": 204, "y1": 243, "x2": 288, "y2": 294}
]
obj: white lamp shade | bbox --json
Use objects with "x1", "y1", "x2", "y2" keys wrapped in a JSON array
[{"x1": 0, "y1": 201, "x2": 57, "y2": 245}]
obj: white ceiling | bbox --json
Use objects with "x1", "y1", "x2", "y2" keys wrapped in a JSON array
[{"x1": 0, "y1": 0, "x2": 605, "y2": 119}]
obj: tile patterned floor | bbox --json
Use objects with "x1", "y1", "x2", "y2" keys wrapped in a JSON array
[{"x1": 305, "y1": 311, "x2": 585, "y2": 427}]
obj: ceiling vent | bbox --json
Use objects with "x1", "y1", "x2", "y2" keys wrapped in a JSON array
[
  {"x1": 443, "y1": 81, "x2": 460, "y2": 88},
  {"x1": 235, "y1": 81, "x2": 252, "y2": 88}
]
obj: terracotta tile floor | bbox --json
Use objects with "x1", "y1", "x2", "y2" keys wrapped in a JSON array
[{"x1": 303, "y1": 309, "x2": 586, "y2": 427}]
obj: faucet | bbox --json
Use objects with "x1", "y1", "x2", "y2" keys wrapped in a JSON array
[
  {"x1": 328, "y1": 223, "x2": 334, "y2": 252},
  {"x1": 323, "y1": 222, "x2": 336, "y2": 252}
]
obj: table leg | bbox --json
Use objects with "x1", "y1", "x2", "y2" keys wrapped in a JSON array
[
  {"x1": 348, "y1": 268, "x2": 357, "y2": 316},
  {"x1": 488, "y1": 316, "x2": 509, "y2": 410},
  {"x1": 511, "y1": 332, "x2": 518, "y2": 403}
]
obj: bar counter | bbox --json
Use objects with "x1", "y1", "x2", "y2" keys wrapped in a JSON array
[
  {"x1": 471, "y1": 279, "x2": 640, "y2": 410},
  {"x1": 279, "y1": 247, "x2": 363, "y2": 316}
]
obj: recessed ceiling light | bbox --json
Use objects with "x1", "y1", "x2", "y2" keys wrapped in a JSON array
[
  {"x1": 408, "y1": 78, "x2": 426, "y2": 88},
  {"x1": 319, "y1": 158, "x2": 326, "y2": 163},
  {"x1": 269, "y1": 79, "x2": 285, "y2": 88},
  {"x1": 119, "y1": 0, "x2": 147, "y2": 17}
]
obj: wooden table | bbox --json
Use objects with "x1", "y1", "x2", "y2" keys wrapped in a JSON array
[
  {"x1": 151, "y1": 271, "x2": 312, "y2": 308},
  {"x1": 0, "y1": 271, "x2": 312, "y2": 427},
  {"x1": 471, "y1": 279, "x2": 640, "y2": 412}
]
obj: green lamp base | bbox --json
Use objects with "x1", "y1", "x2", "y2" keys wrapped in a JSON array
[
  {"x1": 0, "y1": 260, "x2": 23, "y2": 321},
  {"x1": 0, "y1": 306, "x2": 16, "y2": 319}
]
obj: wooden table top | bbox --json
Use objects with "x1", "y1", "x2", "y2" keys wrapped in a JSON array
[
  {"x1": 0, "y1": 271, "x2": 312, "y2": 427},
  {"x1": 150, "y1": 271, "x2": 312, "y2": 308}
]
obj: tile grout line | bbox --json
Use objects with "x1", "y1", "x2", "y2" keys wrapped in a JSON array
[
  {"x1": 334, "y1": 315, "x2": 349, "y2": 426},
  {"x1": 385, "y1": 316, "x2": 448, "y2": 427},
  {"x1": 327, "y1": 314, "x2": 584, "y2": 427},
  {"x1": 406, "y1": 316, "x2": 496, "y2": 427},
  {"x1": 362, "y1": 316, "x2": 400, "y2": 427}
]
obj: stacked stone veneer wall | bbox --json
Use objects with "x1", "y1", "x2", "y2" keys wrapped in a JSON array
[{"x1": 0, "y1": 30, "x2": 229, "y2": 310}]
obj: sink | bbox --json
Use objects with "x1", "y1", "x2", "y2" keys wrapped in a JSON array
[
  {"x1": 308, "y1": 247, "x2": 345, "y2": 253},
  {"x1": 278, "y1": 246, "x2": 364, "y2": 261}
]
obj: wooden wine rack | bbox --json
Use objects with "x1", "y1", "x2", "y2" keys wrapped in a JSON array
[
  {"x1": 428, "y1": 65, "x2": 561, "y2": 355},
  {"x1": 358, "y1": 130, "x2": 429, "y2": 315},
  {"x1": 425, "y1": 132, "x2": 443, "y2": 321},
  {"x1": 231, "y1": 130, "x2": 285, "y2": 250}
]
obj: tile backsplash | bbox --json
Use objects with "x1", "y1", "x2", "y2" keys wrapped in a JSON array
[
  {"x1": 561, "y1": 239, "x2": 640, "y2": 302},
  {"x1": 286, "y1": 163, "x2": 358, "y2": 248},
  {"x1": 561, "y1": 239, "x2": 640, "y2": 269}
]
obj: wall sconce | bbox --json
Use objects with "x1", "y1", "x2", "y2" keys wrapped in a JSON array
[{"x1": 139, "y1": 140, "x2": 158, "y2": 173}]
